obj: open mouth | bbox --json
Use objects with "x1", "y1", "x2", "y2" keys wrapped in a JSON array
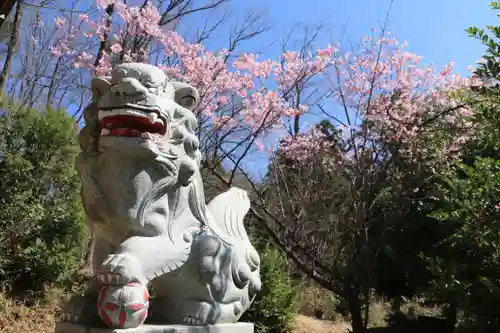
[{"x1": 98, "y1": 107, "x2": 167, "y2": 139}]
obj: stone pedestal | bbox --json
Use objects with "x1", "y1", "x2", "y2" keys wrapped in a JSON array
[{"x1": 55, "y1": 322, "x2": 254, "y2": 333}]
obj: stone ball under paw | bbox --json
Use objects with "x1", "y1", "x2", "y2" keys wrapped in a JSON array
[{"x1": 97, "y1": 281, "x2": 150, "y2": 329}]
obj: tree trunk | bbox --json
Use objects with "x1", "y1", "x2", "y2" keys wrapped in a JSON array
[
  {"x1": 362, "y1": 287, "x2": 371, "y2": 329},
  {"x1": 345, "y1": 285, "x2": 366, "y2": 333},
  {"x1": 391, "y1": 295, "x2": 402, "y2": 314},
  {"x1": 444, "y1": 299, "x2": 458, "y2": 333},
  {"x1": 0, "y1": 0, "x2": 17, "y2": 30},
  {"x1": 0, "y1": 0, "x2": 21, "y2": 93}
]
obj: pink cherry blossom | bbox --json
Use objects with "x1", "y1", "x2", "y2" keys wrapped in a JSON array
[
  {"x1": 50, "y1": 0, "x2": 482, "y2": 169},
  {"x1": 110, "y1": 43, "x2": 123, "y2": 54},
  {"x1": 278, "y1": 127, "x2": 336, "y2": 164},
  {"x1": 277, "y1": 36, "x2": 482, "y2": 165},
  {"x1": 54, "y1": 17, "x2": 66, "y2": 28},
  {"x1": 50, "y1": 46, "x2": 62, "y2": 57}
]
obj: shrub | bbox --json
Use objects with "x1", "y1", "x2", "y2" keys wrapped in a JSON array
[
  {"x1": 0, "y1": 101, "x2": 85, "y2": 297},
  {"x1": 240, "y1": 245, "x2": 299, "y2": 333}
]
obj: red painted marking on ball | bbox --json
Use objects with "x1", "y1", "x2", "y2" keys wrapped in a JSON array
[
  {"x1": 127, "y1": 303, "x2": 145, "y2": 312},
  {"x1": 97, "y1": 285, "x2": 109, "y2": 309},
  {"x1": 104, "y1": 302, "x2": 119, "y2": 311},
  {"x1": 139, "y1": 309, "x2": 148, "y2": 324},
  {"x1": 119, "y1": 310, "x2": 127, "y2": 327},
  {"x1": 127, "y1": 281, "x2": 141, "y2": 287},
  {"x1": 99, "y1": 309, "x2": 113, "y2": 327}
]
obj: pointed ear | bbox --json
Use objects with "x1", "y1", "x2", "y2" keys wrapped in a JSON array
[
  {"x1": 91, "y1": 76, "x2": 111, "y2": 101},
  {"x1": 171, "y1": 82, "x2": 200, "y2": 111}
]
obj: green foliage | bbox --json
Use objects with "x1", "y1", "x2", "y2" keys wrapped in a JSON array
[
  {"x1": 428, "y1": 158, "x2": 500, "y2": 331},
  {"x1": 369, "y1": 159, "x2": 447, "y2": 301},
  {"x1": 462, "y1": 7, "x2": 500, "y2": 159},
  {"x1": 0, "y1": 99, "x2": 85, "y2": 296},
  {"x1": 418, "y1": 6, "x2": 500, "y2": 331},
  {"x1": 240, "y1": 245, "x2": 299, "y2": 333},
  {"x1": 466, "y1": 2, "x2": 500, "y2": 95}
]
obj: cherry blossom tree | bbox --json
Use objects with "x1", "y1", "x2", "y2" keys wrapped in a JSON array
[
  {"x1": 48, "y1": 0, "x2": 332, "y2": 179},
  {"x1": 278, "y1": 33, "x2": 480, "y2": 162},
  {"x1": 2, "y1": 0, "x2": 263, "y2": 112},
  {"x1": 251, "y1": 32, "x2": 482, "y2": 333}
]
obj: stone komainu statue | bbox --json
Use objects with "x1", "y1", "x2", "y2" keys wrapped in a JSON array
[{"x1": 58, "y1": 63, "x2": 261, "y2": 332}]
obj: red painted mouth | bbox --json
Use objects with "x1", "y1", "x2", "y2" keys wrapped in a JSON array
[{"x1": 100, "y1": 115, "x2": 167, "y2": 138}]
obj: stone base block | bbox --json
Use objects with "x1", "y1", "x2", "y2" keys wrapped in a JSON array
[{"x1": 55, "y1": 322, "x2": 254, "y2": 333}]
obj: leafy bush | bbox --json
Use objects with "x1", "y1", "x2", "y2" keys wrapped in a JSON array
[
  {"x1": 0, "y1": 100, "x2": 85, "y2": 297},
  {"x1": 428, "y1": 157, "x2": 500, "y2": 333},
  {"x1": 240, "y1": 245, "x2": 299, "y2": 333}
]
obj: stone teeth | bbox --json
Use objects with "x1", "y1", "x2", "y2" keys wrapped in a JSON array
[
  {"x1": 101, "y1": 128, "x2": 110, "y2": 135},
  {"x1": 147, "y1": 112, "x2": 158, "y2": 123},
  {"x1": 98, "y1": 109, "x2": 150, "y2": 120}
]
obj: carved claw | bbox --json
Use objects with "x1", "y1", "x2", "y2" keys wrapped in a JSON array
[
  {"x1": 60, "y1": 309, "x2": 81, "y2": 324},
  {"x1": 183, "y1": 315, "x2": 203, "y2": 326},
  {"x1": 98, "y1": 253, "x2": 145, "y2": 285}
]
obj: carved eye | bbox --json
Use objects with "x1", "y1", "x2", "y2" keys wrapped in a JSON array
[{"x1": 180, "y1": 96, "x2": 196, "y2": 109}]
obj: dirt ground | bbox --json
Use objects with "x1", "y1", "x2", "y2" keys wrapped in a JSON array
[
  {"x1": 0, "y1": 301, "x2": 58, "y2": 333},
  {"x1": 293, "y1": 315, "x2": 351, "y2": 333},
  {"x1": 0, "y1": 300, "x2": 351, "y2": 333}
]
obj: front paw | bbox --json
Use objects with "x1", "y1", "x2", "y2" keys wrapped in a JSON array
[{"x1": 98, "y1": 253, "x2": 145, "y2": 285}]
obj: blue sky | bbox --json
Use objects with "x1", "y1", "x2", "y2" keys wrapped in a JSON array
[{"x1": 226, "y1": 0, "x2": 495, "y2": 76}]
